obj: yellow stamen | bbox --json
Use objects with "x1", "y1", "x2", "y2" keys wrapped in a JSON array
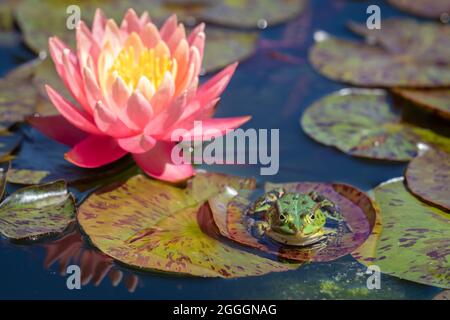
[{"x1": 109, "y1": 46, "x2": 173, "y2": 90}]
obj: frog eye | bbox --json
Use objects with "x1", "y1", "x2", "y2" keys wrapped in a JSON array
[{"x1": 279, "y1": 214, "x2": 286, "y2": 221}]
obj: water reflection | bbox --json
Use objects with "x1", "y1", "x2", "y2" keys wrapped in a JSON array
[{"x1": 43, "y1": 227, "x2": 139, "y2": 293}]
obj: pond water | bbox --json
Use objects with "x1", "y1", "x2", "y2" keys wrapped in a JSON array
[{"x1": 0, "y1": 0, "x2": 445, "y2": 299}]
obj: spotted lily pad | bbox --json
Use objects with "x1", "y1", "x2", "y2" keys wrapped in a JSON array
[
  {"x1": 0, "y1": 75, "x2": 38, "y2": 124},
  {"x1": 0, "y1": 180, "x2": 76, "y2": 241},
  {"x1": 200, "y1": 0, "x2": 308, "y2": 29},
  {"x1": 301, "y1": 88, "x2": 450, "y2": 161},
  {"x1": 347, "y1": 18, "x2": 450, "y2": 65},
  {"x1": 387, "y1": 0, "x2": 450, "y2": 19},
  {"x1": 209, "y1": 182, "x2": 376, "y2": 262},
  {"x1": 405, "y1": 148, "x2": 450, "y2": 211},
  {"x1": 309, "y1": 36, "x2": 450, "y2": 87},
  {"x1": 392, "y1": 88, "x2": 450, "y2": 121},
  {"x1": 78, "y1": 172, "x2": 298, "y2": 278},
  {"x1": 7, "y1": 169, "x2": 50, "y2": 185},
  {"x1": 352, "y1": 178, "x2": 450, "y2": 289}
]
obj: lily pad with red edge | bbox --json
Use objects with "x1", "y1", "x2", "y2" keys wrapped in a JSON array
[
  {"x1": 309, "y1": 36, "x2": 450, "y2": 88},
  {"x1": 387, "y1": 0, "x2": 450, "y2": 19},
  {"x1": 301, "y1": 88, "x2": 450, "y2": 161},
  {"x1": 405, "y1": 148, "x2": 450, "y2": 211},
  {"x1": 392, "y1": 88, "x2": 450, "y2": 121},
  {"x1": 347, "y1": 18, "x2": 450, "y2": 65},
  {"x1": 209, "y1": 181, "x2": 377, "y2": 262},
  {"x1": 200, "y1": 0, "x2": 308, "y2": 29},
  {"x1": 12, "y1": 126, "x2": 135, "y2": 185},
  {"x1": 352, "y1": 178, "x2": 450, "y2": 289},
  {"x1": 0, "y1": 180, "x2": 76, "y2": 241},
  {"x1": 78, "y1": 172, "x2": 299, "y2": 278}
]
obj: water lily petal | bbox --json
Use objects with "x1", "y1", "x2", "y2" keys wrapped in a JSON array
[
  {"x1": 65, "y1": 135, "x2": 127, "y2": 168},
  {"x1": 179, "y1": 116, "x2": 251, "y2": 141},
  {"x1": 93, "y1": 101, "x2": 136, "y2": 138},
  {"x1": 92, "y1": 9, "x2": 107, "y2": 43},
  {"x1": 133, "y1": 141, "x2": 194, "y2": 183},
  {"x1": 159, "y1": 14, "x2": 177, "y2": 42},
  {"x1": 46, "y1": 85, "x2": 103, "y2": 135},
  {"x1": 124, "y1": 91, "x2": 154, "y2": 129},
  {"x1": 140, "y1": 22, "x2": 160, "y2": 48},
  {"x1": 197, "y1": 62, "x2": 238, "y2": 106},
  {"x1": 28, "y1": 115, "x2": 88, "y2": 147},
  {"x1": 117, "y1": 133, "x2": 156, "y2": 154}
]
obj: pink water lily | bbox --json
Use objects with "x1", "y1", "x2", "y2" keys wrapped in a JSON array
[{"x1": 30, "y1": 9, "x2": 250, "y2": 182}]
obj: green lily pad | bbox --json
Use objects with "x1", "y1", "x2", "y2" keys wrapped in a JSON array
[
  {"x1": 309, "y1": 36, "x2": 450, "y2": 87},
  {"x1": 352, "y1": 178, "x2": 450, "y2": 289},
  {"x1": 203, "y1": 27, "x2": 258, "y2": 73},
  {"x1": 0, "y1": 75, "x2": 39, "y2": 124},
  {"x1": 347, "y1": 18, "x2": 450, "y2": 65},
  {"x1": 200, "y1": 0, "x2": 307, "y2": 29},
  {"x1": 301, "y1": 88, "x2": 450, "y2": 161},
  {"x1": 0, "y1": 0, "x2": 17, "y2": 30},
  {"x1": 392, "y1": 88, "x2": 450, "y2": 121},
  {"x1": 405, "y1": 148, "x2": 450, "y2": 211},
  {"x1": 0, "y1": 180, "x2": 76, "y2": 241},
  {"x1": 0, "y1": 131, "x2": 22, "y2": 160},
  {"x1": 7, "y1": 169, "x2": 50, "y2": 185},
  {"x1": 387, "y1": 0, "x2": 450, "y2": 19},
  {"x1": 78, "y1": 172, "x2": 298, "y2": 278},
  {"x1": 209, "y1": 182, "x2": 377, "y2": 262}
]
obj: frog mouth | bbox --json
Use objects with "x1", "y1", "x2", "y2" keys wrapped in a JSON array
[{"x1": 266, "y1": 229, "x2": 327, "y2": 247}]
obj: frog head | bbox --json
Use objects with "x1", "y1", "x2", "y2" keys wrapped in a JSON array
[{"x1": 270, "y1": 192, "x2": 327, "y2": 237}]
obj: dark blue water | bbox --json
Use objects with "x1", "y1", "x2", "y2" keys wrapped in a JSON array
[{"x1": 0, "y1": 0, "x2": 445, "y2": 299}]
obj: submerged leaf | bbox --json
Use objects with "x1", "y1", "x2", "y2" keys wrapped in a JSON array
[
  {"x1": 78, "y1": 172, "x2": 297, "y2": 278},
  {"x1": 301, "y1": 88, "x2": 450, "y2": 161},
  {"x1": 387, "y1": 0, "x2": 450, "y2": 19},
  {"x1": 7, "y1": 169, "x2": 50, "y2": 185},
  {"x1": 309, "y1": 36, "x2": 450, "y2": 87},
  {"x1": 200, "y1": 0, "x2": 307, "y2": 29},
  {"x1": 405, "y1": 148, "x2": 450, "y2": 211},
  {"x1": 209, "y1": 182, "x2": 376, "y2": 262},
  {"x1": 352, "y1": 179, "x2": 450, "y2": 289},
  {"x1": 203, "y1": 27, "x2": 258, "y2": 73},
  {"x1": 0, "y1": 180, "x2": 76, "y2": 240},
  {"x1": 392, "y1": 88, "x2": 450, "y2": 121}
]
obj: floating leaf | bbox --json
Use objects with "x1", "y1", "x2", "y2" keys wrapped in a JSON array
[
  {"x1": 0, "y1": 76, "x2": 38, "y2": 124},
  {"x1": 405, "y1": 148, "x2": 450, "y2": 211},
  {"x1": 301, "y1": 88, "x2": 450, "y2": 161},
  {"x1": 433, "y1": 290, "x2": 450, "y2": 300},
  {"x1": 202, "y1": 27, "x2": 258, "y2": 73},
  {"x1": 0, "y1": 180, "x2": 76, "y2": 241},
  {"x1": 200, "y1": 0, "x2": 307, "y2": 29},
  {"x1": 7, "y1": 169, "x2": 50, "y2": 185},
  {"x1": 0, "y1": 161, "x2": 9, "y2": 199},
  {"x1": 352, "y1": 179, "x2": 450, "y2": 289},
  {"x1": 309, "y1": 36, "x2": 450, "y2": 87},
  {"x1": 392, "y1": 88, "x2": 450, "y2": 120},
  {"x1": 209, "y1": 182, "x2": 376, "y2": 262},
  {"x1": 387, "y1": 0, "x2": 450, "y2": 19},
  {"x1": 0, "y1": 0, "x2": 17, "y2": 30},
  {"x1": 78, "y1": 172, "x2": 298, "y2": 278},
  {"x1": 12, "y1": 127, "x2": 135, "y2": 185},
  {"x1": 347, "y1": 18, "x2": 450, "y2": 65}
]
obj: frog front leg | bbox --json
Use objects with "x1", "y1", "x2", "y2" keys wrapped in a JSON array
[{"x1": 247, "y1": 218, "x2": 270, "y2": 238}]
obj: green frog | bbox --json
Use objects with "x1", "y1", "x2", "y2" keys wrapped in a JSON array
[{"x1": 245, "y1": 188, "x2": 343, "y2": 246}]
